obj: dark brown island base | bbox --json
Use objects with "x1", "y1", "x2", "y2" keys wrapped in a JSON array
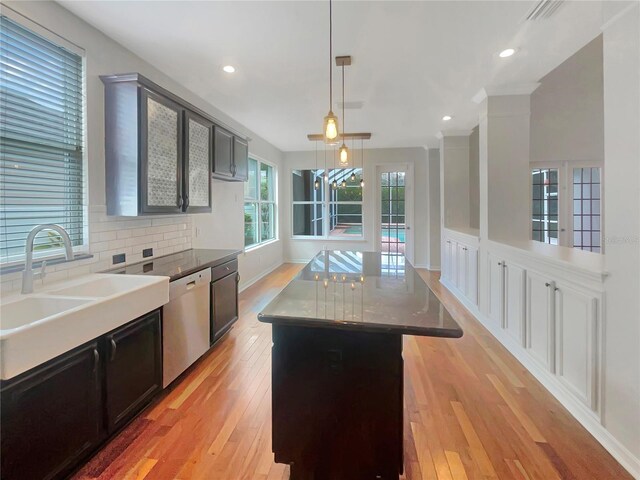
[{"x1": 258, "y1": 250, "x2": 463, "y2": 480}]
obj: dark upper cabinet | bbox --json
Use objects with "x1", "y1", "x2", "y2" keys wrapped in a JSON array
[
  {"x1": 211, "y1": 260, "x2": 239, "y2": 344},
  {"x1": 233, "y1": 136, "x2": 249, "y2": 181},
  {"x1": 213, "y1": 127, "x2": 248, "y2": 182},
  {"x1": 213, "y1": 127, "x2": 234, "y2": 179},
  {"x1": 0, "y1": 342, "x2": 103, "y2": 480},
  {"x1": 105, "y1": 309, "x2": 162, "y2": 433},
  {"x1": 101, "y1": 73, "x2": 249, "y2": 215},
  {"x1": 184, "y1": 111, "x2": 213, "y2": 213},
  {"x1": 140, "y1": 88, "x2": 184, "y2": 214}
]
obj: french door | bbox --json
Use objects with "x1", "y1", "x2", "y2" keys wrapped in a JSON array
[{"x1": 377, "y1": 165, "x2": 414, "y2": 266}]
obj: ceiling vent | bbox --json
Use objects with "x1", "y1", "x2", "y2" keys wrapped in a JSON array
[{"x1": 524, "y1": 0, "x2": 564, "y2": 20}]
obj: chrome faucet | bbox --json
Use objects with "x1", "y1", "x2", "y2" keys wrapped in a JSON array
[{"x1": 22, "y1": 224, "x2": 74, "y2": 294}]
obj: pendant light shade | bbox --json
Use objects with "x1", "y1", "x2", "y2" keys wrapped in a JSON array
[
  {"x1": 324, "y1": 112, "x2": 339, "y2": 143},
  {"x1": 339, "y1": 143, "x2": 349, "y2": 164}
]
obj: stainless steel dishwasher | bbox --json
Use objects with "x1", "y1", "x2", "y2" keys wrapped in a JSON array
[{"x1": 162, "y1": 268, "x2": 211, "y2": 388}]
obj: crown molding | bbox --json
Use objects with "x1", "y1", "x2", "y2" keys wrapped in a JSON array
[
  {"x1": 436, "y1": 129, "x2": 473, "y2": 139},
  {"x1": 472, "y1": 83, "x2": 541, "y2": 104}
]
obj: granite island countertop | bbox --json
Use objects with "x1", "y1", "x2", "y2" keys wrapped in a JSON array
[
  {"x1": 258, "y1": 250, "x2": 463, "y2": 338},
  {"x1": 108, "y1": 248, "x2": 241, "y2": 281}
]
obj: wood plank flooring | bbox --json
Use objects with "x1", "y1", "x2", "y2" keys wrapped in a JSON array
[{"x1": 72, "y1": 264, "x2": 631, "y2": 480}]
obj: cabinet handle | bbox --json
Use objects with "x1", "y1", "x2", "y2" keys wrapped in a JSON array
[
  {"x1": 110, "y1": 338, "x2": 117, "y2": 362},
  {"x1": 554, "y1": 287, "x2": 560, "y2": 292},
  {"x1": 93, "y1": 348, "x2": 99, "y2": 373},
  {"x1": 545, "y1": 282, "x2": 551, "y2": 287}
]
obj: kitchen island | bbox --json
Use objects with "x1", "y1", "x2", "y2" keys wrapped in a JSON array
[{"x1": 258, "y1": 251, "x2": 463, "y2": 479}]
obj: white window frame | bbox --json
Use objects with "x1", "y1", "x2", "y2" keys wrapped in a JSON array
[
  {"x1": 244, "y1": 155, "x2": 277, "y2": 251},
  {"x1": 290, "y1": 168, "x2": 365, "y2": 241},
  {"x1": 0, "y1": 7, "x2": 89, "y2": 267},
  {"x1": 529, "y1": 160, "x2": 604, "y2": 253}
]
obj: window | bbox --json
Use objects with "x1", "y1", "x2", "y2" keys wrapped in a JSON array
[
  {"x1": 530, "y1": 164, "x2": 603, "y2": 252},
  {"x1": 573, "y1": 167, "x2": 601, "y2": 252},
  {"x1": 244, "y1": 157, "x2": 276, "y2": 248},
  {"x1": 531, "y1": 168, "x2": 559, "y2": 245},
  {"x1": 291, "y1": 168, "x2": 363, "y2": 238},
  {"x1": 0, "y1": 15, "x2": 85, "y2": 264}
]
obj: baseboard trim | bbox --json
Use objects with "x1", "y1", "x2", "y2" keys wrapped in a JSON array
[
  {"x1": 284, "y1": 258, "x2": 310, "y2": 264},
  {"x1": 239, "y1": 262, "x2": 283, "y2": 293},
  {"x1": 440, "y1": 278, "x2": 640, "y2": 480}
]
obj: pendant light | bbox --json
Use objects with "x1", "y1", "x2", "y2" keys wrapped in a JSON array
[
  {"x1": 314, "y1": 141, "x2": 320, "y2": 190},
  {"x1": 338, "y1": 60, "x2": 349, "y2": 164},
  {"x1": 323, "y1": 0, "x2": 339, "y2": 144},
  {"x1": 360, "y1": 138, "x2": 365, "y2": 188}
]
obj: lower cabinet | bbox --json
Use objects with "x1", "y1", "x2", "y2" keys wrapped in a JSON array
[
  {"x1": 555, "y1": 282, "x2": 599, "y2": 410},
  {"x1": 105, "y1": 309, "x2": 162, "y2": 433},
  {"x1": 211, "y1": 260, "x2": 239, "y2": 344},
  {"x1": 0, "y1": 309, "x2": 162, "y2": 480},
  {"x1": 504, "y1": 262, "x2": 526, "y2": 346},
  {"x1": 0, "y1": 342, "x2": 103, "y2": 480},
  {"x1": 442, "y1": 236, "x2": 478, "y2": 306},
  {"x1": 526, "y1": 271, "x2": 555, "y2": 372},
  {"x1": 487, "y1": 253, "x2": 504, "y2": 327}
]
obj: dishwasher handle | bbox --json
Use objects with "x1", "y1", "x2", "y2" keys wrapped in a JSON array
[{"x1": 169, "y1": 268, "x2": 212, "y2": 300}]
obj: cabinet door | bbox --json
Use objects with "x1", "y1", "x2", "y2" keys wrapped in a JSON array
[
  {"x1": 213, "y1": 127, "x2": 234, "y2": 178},
  {"x1": 504, "y1": 262, "x2": 526, "y2": 346},
  {"x1": 555, "y1": 283, "x2": 598, "y2": 410},
  {"x1": 0, "y1": 342, "x2": 102, "y2": 480},
  {"x1": 184, "y1": 111, "x2": 212, "y2": 213},
  {"x1": 456, "y1": 243, "x2": 467, "y2": 293},
  {"x1": 442, "y1": 239, "x2": 452, "y2": 281},
  {"x1": 465, "y1": 246, "x2": 478, "y2": 305},
  {"x1": 487, "y1": 253, "x2": 504, "y2": 327},
  {"x1": 233, "y1": 136, "x2": 249, "y2": 181},
  {"x1": 105, "y1": 309, "x2": 162, "y2": 433},
  {"x1": 211, "y1": 272, "x2": 239, "y2": 343},
  {"x1": 526, "y1": 271, "x2": 555, "y2": 371},
  {"x1": 140, "y1": 88, "x2": 184, "y2": 214}
]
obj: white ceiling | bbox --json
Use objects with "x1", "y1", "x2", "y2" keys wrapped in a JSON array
[{"x1": 58, "y1": 0, "x2": 604, "y2": 151}]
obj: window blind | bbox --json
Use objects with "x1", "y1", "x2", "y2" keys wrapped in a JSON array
[{"x1": 0, "y1": 15, "x2": 84, "y2": 263}]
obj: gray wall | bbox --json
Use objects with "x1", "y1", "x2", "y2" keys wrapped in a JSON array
[
  {"x1": 469, "y1": 126, "x2": 480, "y2": 229},
  {"x1": 531, "y1": 35, "x2": 604, "y2": 164}
]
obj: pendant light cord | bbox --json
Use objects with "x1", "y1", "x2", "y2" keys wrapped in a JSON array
[
  {"x1": 342, "y1": 64, "x2": 345, "y2": 138},
  {"x1": 329, "y1": 0, "x2": 332, "y2": 111}
]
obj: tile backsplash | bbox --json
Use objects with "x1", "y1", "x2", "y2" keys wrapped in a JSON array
[{"x1": 0, "y1": 205, "x2": 193, "y2": 294}]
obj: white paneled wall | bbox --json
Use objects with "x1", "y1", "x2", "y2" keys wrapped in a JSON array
[{"x1": 0, "y1": 205, "x2": 192, "y2": 293}]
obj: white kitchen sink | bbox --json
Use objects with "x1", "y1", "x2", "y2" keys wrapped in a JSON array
[
  {"x1": 50, "y1": 275, "x2": 155, "y2": 297},
  {"x1": 0, "y1": 273, "x2": 169, "y2": 380},
  {"x1": 0, "y1": 296, "x2": 92, "y2": 330}
]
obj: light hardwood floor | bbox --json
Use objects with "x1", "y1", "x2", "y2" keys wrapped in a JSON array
[{"x1": 73, "y1": 264, "x2": 631, "y2": 480}]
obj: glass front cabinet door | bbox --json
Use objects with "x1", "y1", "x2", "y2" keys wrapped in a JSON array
[
  {"x1": 140, "y1": 88, "x2": 184, "y2": 214},
  {"x1": 184, "y1": 111, "x2": 213, "y2": 212}
]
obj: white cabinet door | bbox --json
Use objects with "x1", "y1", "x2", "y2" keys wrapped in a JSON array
[
  {"x1": 504, "y1": 262, "x2": 526, "y2": 346},
  {"x1": 555, "y1": 283, "x2": 599, "y2": 410},
  {"x1": 526, "y1": 271, "x2": 555, "y2": 372},
  {"x1": 487, "y1": 253, "x2": 504, "y2": 327},
  {"x1": 456, "y1": 243, "x2": 467, "y2": 293},
  {"x1": 442, "y1": 239, "x2": 452, "y2": 282},
  {"x1": 466, "y1": 246, "x2": 478, "y2": 305}
]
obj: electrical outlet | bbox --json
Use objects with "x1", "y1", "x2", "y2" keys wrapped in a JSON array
[
  {"x1": 142, "y1": 248, "x2": 153, "y2": 258},
  {"x1": 112, "y1": 253, "x2": 126, "y2": 265}
]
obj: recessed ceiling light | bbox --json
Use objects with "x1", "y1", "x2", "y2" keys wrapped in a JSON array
[
  {"x1": 223, "y1": 65, "x2": 236, "y2": 73},
  {"x1": 442, "y1": 115, "x2": 452, "y2": 121},
  {"x1": 499, "y1": 48, "x2": 516, "y2": 58}
]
